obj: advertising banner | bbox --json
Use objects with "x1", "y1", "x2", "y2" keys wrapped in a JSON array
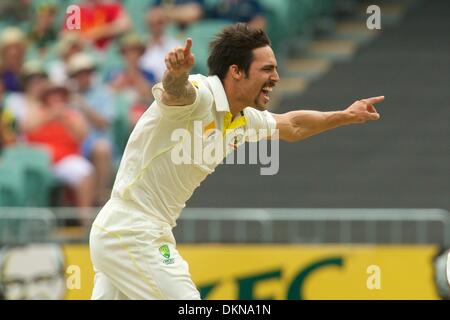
[{"x1": 0, "y1": 244, "x2": 442, "y2": 299}]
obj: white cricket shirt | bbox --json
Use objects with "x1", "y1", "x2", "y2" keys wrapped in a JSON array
[{"x1": 111, "y1": 74, "x2": 277, "y2": 227}]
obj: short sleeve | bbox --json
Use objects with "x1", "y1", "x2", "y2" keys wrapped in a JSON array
[
  {"x1": 243, "y1": 108, "x2": 277, "y2": 142},
  {"x1": 152, "y1": 75, "x2": 211, "y2": 121}
]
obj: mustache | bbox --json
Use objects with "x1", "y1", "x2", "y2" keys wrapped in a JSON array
[{"x1": 263, "y1": 81, "x2": 276, "y2": 88}]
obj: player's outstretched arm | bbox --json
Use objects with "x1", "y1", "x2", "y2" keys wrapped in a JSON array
[
  {"x1": 272, "y1": 96, "x2": 384, "y2": 142},
  {"x1": 161, "y1": 38, "x2": 196, "y2": 106}
]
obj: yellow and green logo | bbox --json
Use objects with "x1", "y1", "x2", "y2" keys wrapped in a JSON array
[{"x1": 159, "y1": 245, "x2": 174, "y2": 265}]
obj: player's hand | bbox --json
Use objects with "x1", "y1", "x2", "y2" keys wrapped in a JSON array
[
  {"x1": 345, "y1": 96, "x2": 384, "y2": 123},
  {"x1": 165, "y1": 38, "x2": 195, "y2": 76}
]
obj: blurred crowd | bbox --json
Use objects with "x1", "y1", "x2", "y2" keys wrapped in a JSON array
[{"x1": 0, "y1": 0, "x2": 268, "y2": 208}]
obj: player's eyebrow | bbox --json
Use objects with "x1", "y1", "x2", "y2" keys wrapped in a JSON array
[{"x1": 261, "y1": 64, "x2": 278, "y2": 70}]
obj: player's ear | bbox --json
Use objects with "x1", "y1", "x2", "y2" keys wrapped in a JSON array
[{"x1": 229, "y1": 65, "x2": 243, "y2": 81}]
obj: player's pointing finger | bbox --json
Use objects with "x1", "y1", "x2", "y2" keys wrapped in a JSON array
[
  {"x1": 362, "y1": 96, "x2": 385, "y2": 105},
  {"x1": 184, "y1": 38, "x2": 193, "y2": 55}
]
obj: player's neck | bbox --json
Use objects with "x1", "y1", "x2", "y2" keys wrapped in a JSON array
[
  {"x1": 223, "y1": 79, "x2": 246, "y2": 118},
  {"x1": 228, "y1": 103, "x2": 245, "y2": 119}
]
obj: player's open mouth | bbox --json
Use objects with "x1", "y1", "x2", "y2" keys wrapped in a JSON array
[{"x1": 261, "y1": 85, "x2": 274, "y2": 103}]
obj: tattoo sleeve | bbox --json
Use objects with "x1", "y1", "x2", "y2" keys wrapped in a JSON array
[{"x1": 161, "y1": 71, "x2": 196, "y2": 106}]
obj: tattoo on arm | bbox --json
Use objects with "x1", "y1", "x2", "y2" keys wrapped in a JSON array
[
  {"x1": 162, "y1": 71, "x2": 196, "y2": 106},
  {"x1": 163, "y1": 72, "x2": 188, "y2": 97}
]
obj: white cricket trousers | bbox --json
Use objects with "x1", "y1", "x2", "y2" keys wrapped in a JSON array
[{"x1": 89, "y1": 199, "x2": 200, "y2": 300}]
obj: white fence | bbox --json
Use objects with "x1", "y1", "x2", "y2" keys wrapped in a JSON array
[{"x1": 0, "y1": 207, "x2": 449, "y2": 245}]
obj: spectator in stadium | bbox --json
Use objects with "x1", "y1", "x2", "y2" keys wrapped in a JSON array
[
  {"x1": 5, "y1": 61, "x2": 49, "y2": 138},
  {"x1": 0, "y1": 0, "x2": 31, "y2": 27},
  {"x1": 23, "y1": 83, "x2": 95, "y2": 219},
  {"x1": 147, "y1": 0, "x2": 205, "y2": 32},
  {"x1": 71, "y1": 0, "x2": 132, "y2": 51},
  {"x1": 27, "y1": 1, "x2": 59, "y2": 58},
  {"x1": 0, "y1": 27, "x2": 27, "y2": 93},
  {"x1": 0, "y1": 77, "x2": 18, "y2": 149},
  {"x1": 140, "y1": 6, "x2": 183, "y2": 82},
  {"x1": 0, "y1": 78, "x2": 4, "y2": 151},
  {"x1": 67, "y1": 52, "x2": 115, "y2": 205},
  {"x1": 208, "y1": 0, "x2": 267, "y2": 30},
  {"x1": 108, "y1": 33, "x2": 155, "y2": 126},
  {"x1": 0, "y1": 77, "x2": 7, "y2": 152},
  {"x1": 48, "y1": 32, "x2": 86, "y2": 85}
]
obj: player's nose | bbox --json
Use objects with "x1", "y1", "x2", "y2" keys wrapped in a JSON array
[{"x1": 271, "y1": 69, "x2": 280, "y2": 83}]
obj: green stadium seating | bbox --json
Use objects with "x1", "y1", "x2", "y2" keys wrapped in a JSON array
[
  {"x1": 184, "y1": 19, "x2": 231, "y2": 75},
  {"x1": 0, "y1": 160, "x2": 26, "y2": 207},
  {"x1": 97, "y1": 41, "x2": 124, "y2": 81},
  {"x1": 2, "y1": 144, "x2": 53, "y2": 207},
  {"x1": 203, "y1": 0, "x2": 220, "y2": 10},
  {"x1": 112, "y1": 93, "x2": 132, "y2": 156},
  {"x1": 123, "y1": 0, "x2": 153, "y2": 36},
  {"x1": 310, "y1": 0, "x2": 336, "y2": 33},
  {"x1": 259, "y1": 0, "x2": 336, "y2": 54},
  {"x1": 258, "y1": 0, "x2": 292, "y2": 52}
]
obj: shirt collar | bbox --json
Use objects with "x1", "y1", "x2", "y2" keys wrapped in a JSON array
[{"x1": 206, "y1": 75, "x2": 230, "y2": 112}]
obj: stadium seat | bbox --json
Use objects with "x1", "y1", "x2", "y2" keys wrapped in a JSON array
[
  {"x1": 2, "y1": 144, "x2": 53, "y2": 207},
  {"x1": 185, "y1": 20, "x2": 231, "y2": 75},
  {"x1": 310, "y1": 0, "x2": 336, "y2": 33},
  {"x1": 95, "y1": 38, "x2": 124, "y2": 82},
  {"x1": 123, "y1": 0, "x2": 153, "y2": 36},
  {"x1": 112, "y1": 93, "x2": 132, "y2": 157},
  {"x1": 259, "y1": 0, "x2": 336, "y2": 54},
  {"x1": 0, "y1": 160, "x2": 26, "y2": 207},
  {"x1": 259, "y1": 0, "x2": 292, "y2": 52}
]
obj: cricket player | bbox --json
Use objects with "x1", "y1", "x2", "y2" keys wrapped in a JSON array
[{"x1": 90, "y1": 23, "x2": 384, "y2": 299}]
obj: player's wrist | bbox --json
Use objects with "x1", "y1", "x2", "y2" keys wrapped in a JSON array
[
  {"x1": 168, "y1": 69, "x2": 191, "y2": 79},
  {"x1": 339, "y1": 110, "x2": 357, "y2": 125}
]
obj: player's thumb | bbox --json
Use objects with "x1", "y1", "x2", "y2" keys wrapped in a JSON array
[{"x1": 368, "y1": 112, "x2": 380, "y2": 120}]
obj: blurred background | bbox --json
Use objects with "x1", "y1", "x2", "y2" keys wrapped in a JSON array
[{"x1": 0, "y1": 0, "x2": 448, "y2": 300}]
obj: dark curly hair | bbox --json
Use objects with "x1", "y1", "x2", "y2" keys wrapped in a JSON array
[{"x1": 207, "y1": 23, "x2": 271, "y2": 81}]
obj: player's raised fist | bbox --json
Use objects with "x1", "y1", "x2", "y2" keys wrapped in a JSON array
[
  {"x1": 165, "y1": 38, "x2": 195, "y2": 76},
  {"x1": 346, "y1": 96, "x2": 384, "y2": 123}
]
